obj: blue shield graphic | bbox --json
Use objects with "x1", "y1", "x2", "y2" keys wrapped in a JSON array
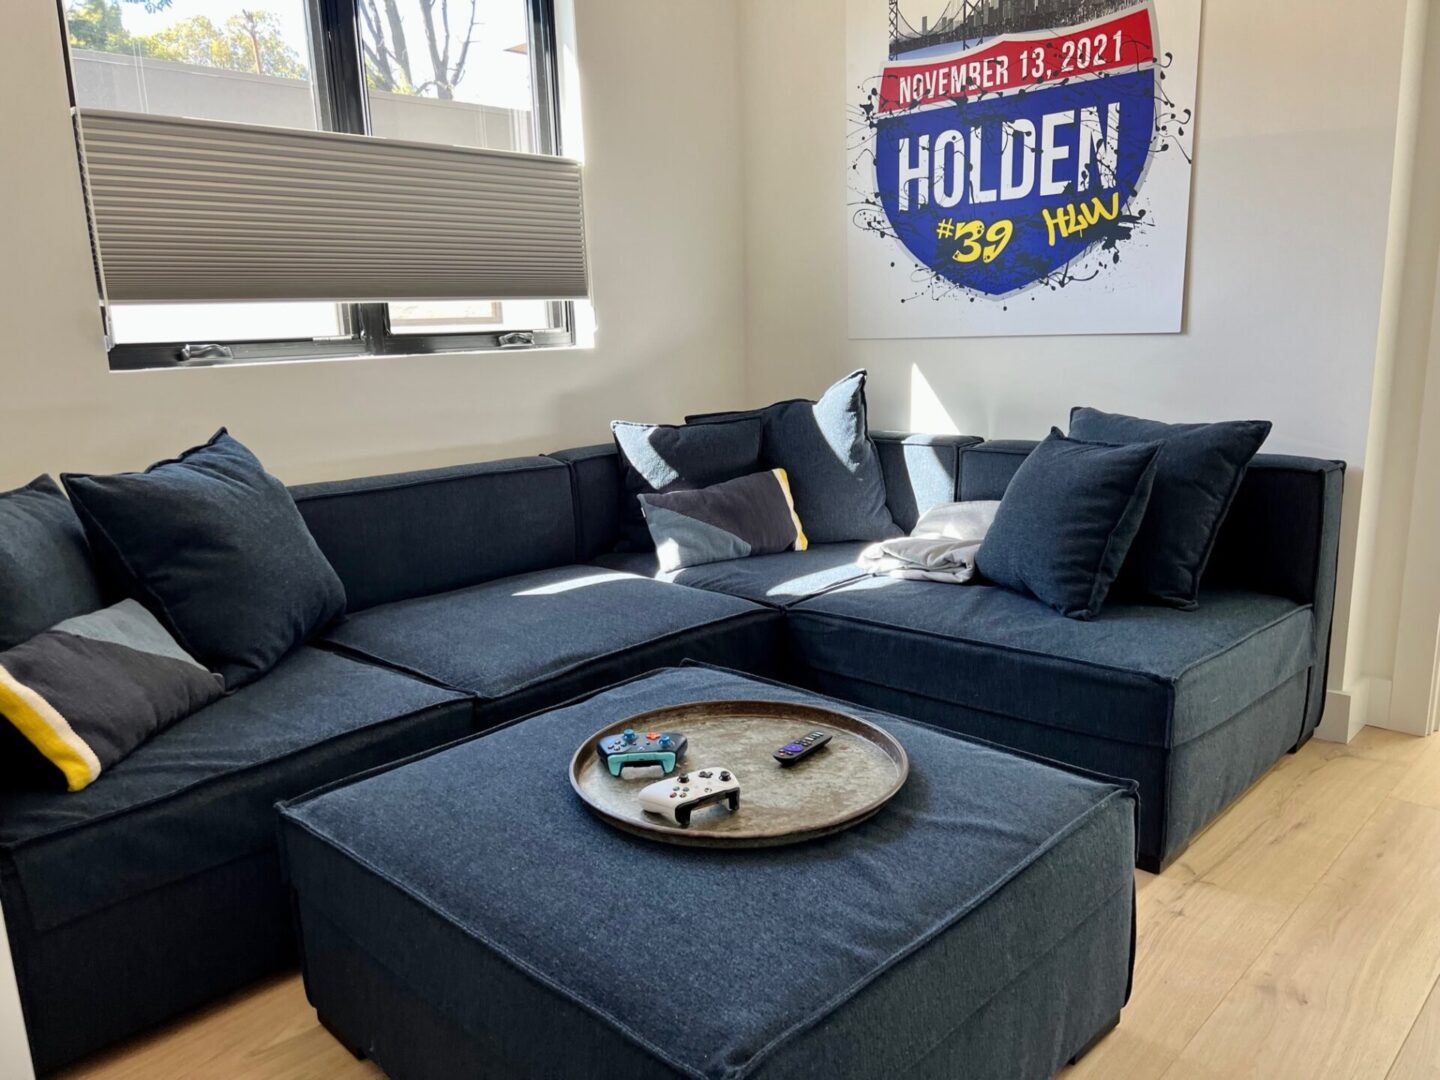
[{"x1": 874, "y1": 13, "x2": 1158, "y2": 296}]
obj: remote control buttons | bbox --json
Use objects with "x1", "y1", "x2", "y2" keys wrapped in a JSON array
[
  {"x1": 660, "y1": 735, "x2": 673, "y2": 748},
  {"x1": 719, "y1": 771, "x2": 731, "y2": 782},
  {"x1": 622, "y1": 728, "x2": 636, "y2": 743}
]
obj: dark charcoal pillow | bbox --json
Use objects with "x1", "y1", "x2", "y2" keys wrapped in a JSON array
[
  {"x1": 610, "y1": 415, "x2": 764, "y2": 552},
  {"x1": 0, "y1": 600, "x2": 223, "y2": 791},
  {"x1": 640, "y1": 468, "x2": 808, "y2": 572},
  {"x1": 1069, "y1": 407, "x2": 1272, "y2": 609},
  {"x1": 0, "y1": 476, "x2": 104, "y2": 650},
  {"x1": 692, "y1": 371, "x2": 899, "y2": 545},
  {"x1": 63, "y1": 430, "x2": 346, "y2": 689},
  {"x1": 976, "y1": 429, "x2": 1161, "y2": 620}
]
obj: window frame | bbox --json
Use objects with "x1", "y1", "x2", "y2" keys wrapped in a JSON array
[{"x1": 85, "y1": 0, "x2": 573, "y2": 372}]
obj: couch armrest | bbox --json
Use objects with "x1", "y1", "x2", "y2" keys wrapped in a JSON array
[{"x1": 545, "y1": 444, "x2": 622, "y2": 562}]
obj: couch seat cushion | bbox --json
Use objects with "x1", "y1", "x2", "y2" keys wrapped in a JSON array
[
  {"x1": 0, "y1": 647, "x2": 469, "y2": 933},
  {"x1": 280, "y1": 666, "x2": 1136, "y2": 1080},
  {"x1": 323, "y1": 566, "x2": 770, "y2": 699},
  {"x1": 597, "y1": 543, "x2": 872, "y2": 608},
  {"x1": 790, "y1": 579, "x2": 1313, "y2": 748}
]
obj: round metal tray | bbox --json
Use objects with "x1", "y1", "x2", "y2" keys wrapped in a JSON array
[{"x1": 569, "y1": 699, "x2": 909, "y2": 848}]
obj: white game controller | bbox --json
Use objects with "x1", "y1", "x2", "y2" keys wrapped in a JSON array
[{"x1": 639, "y1": 767, "x2": 741, "y2": 828}]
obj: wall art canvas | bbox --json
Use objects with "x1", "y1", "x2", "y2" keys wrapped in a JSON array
[{"x1": 847, "y1": 0, "x2": 1202, "y2": 338}]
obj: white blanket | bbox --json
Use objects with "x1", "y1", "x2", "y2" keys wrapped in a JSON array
[{"x1": 859, "y1": 501, "x2": 1001, "y2": 585}]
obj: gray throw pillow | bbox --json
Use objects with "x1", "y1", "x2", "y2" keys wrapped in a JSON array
[
  {"x1": 0, "y1": 600, "x2": 223, "y2": 791},
  {"x1": 640, "y1": 469, "x2": 807, "y2": 572},
  {"x1": 691, "y1": 370, "x2": 900, "y2": 544},
  {"x1": 610, "y1": 416, "x2": 764, "y2": 552},
  {"x1": 0, "y1": 476, "x2": 104, "y2": 650}
]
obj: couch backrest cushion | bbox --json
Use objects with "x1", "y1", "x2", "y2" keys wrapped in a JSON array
[
  {"x1": 871, "y1": 433, "x2": 980, "y2": 532},
  {"x1": 291, "y1": 457, "x2": 575, "y2": 613},
  {"x1": 547, "y1": 444, "x2": 623, "y2": 561},
  {"x1": 0, "y1": 476, "x2": 105, "y2": 651}
]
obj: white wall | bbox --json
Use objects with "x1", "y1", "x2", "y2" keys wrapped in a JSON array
[
  {"x1": 1347, "y1": 0, "x2": 1440, "y2": 735},
  {"x1": 737, "y1": 0, "x2": 1413, "y2": 729},
  {"x1": 0, "y1": 0, "x2": 748, "y2": 489}
]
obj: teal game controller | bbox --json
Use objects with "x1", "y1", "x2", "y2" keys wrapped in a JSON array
[{"x1": 596, "y1": 728, "x2": 688, "y2": 777}]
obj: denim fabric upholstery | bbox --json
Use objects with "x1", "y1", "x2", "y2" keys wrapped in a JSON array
[
  {"x1": 611, "y1": 416, "x2": 765, "y2": 552},
  {"x1": 64, "y1": 432, "x2": 347, "y2": 689},
  {"x1": 790, "y1": 579, "x2": 1313, "y2": 748},
  {"x1": 596, "y1": 543, "x2": 872, "y2": 609},
  {"x1": 324, "y1": 565, "x2": 772, "y2": 700},
  {"x1": 871, "y1": 432, "x2": 980, "y2": 531},
  {"x1": 976, "y1": 430, "x2": 1161, "y2": 619},
  {"x1": 795, "y1": 661, "x2": 1309, "y2": 867},
  {"x1": 960, "y1": 442, "x2": 1345, "y2": 745},
  {"x1": 280, "y1": 667, "x2": 1135, "y2": 1080},
  {"x1": 292, "y1": 456, "x2": 575, "y2": 613},
  {"x1": 0, "y1": 647, "x2": 471, "y2": 1073},
  {"x1": 0, "y1": 476, "x2": 104, "y2": 651},
  {"x1": 1069, "y1": 408, "x2": 1272, "y2": 609},
  {"x1": 546, "y1": 444, "x2": 623, "y2": 560}
]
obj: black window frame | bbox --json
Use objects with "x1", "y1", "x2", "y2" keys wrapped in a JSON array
[{"x1": 72, "y1": 0, "x2": 573, "y2": 372}]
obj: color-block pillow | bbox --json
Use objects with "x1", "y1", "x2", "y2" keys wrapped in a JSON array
[
  {"x1": 0, "y1": 600, "x2": 223, "y2": 791},
  {"x1": 691, "y1": 370, "x2": 900, "y2": 544},
  {"x1": 640, "y1": 469, "x2": 808, "y2": 572},
  {"x1": 976, "y1": 429, "x2": 1161, "y2": 620},
  {"x1": 0, "y1": 476, "x2": 105, "y2": 650},
  {"x1": 611, "y1": 415, "x2": 764, "y2": 552},
  {"x1": 63, "y1": 430, "x2": 347, "y2": 689},
  {"x1": 1069, "y1": 408, "x2": 1272, "y2": 609}
]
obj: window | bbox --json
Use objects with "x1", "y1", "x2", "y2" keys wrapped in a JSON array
[{"x1": 63, "y1": 0, "x2": 572, "y2": 369}]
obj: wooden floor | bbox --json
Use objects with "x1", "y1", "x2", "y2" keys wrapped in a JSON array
[{"x1": 60, "y1": 725, "x2": 1440, "y2": 1080}]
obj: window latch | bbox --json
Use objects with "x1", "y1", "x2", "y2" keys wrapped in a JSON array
[
  {"x1": 179, "y1": 343, "x2": 234, "y2": 365},
  {"x1": 498, "y1": 332, "x2": 536, "y2": 349}
]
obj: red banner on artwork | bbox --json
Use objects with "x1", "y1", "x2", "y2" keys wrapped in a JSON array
[{"x1": 877, "y1": 9, "x2": 1155, "y2": 114}]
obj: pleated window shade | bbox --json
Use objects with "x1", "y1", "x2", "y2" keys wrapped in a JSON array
[{"x1": 73, "y1": 108, "x2": 589, "y2": 304}]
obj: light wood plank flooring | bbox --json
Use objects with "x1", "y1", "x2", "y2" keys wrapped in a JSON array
[{"x1": 61, "y1": 725, "x2": 1440, "y2": 1080}]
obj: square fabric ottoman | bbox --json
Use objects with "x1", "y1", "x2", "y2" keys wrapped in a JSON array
[{"x1": 279, "y1": 666, "x2": 1137, "y2": 1080}]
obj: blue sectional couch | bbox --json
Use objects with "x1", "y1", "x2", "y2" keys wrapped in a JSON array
[{"x1": 0, "y1": 431, "x2": 1341, "y2": 1073}]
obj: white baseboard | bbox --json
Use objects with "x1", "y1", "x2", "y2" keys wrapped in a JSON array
[
  {"x1": 1318, "y1": 677, "x2": 1406, "y2": 742},
  {"x1": 1316, "y1": 688, "x2": 1362, "y2": 743},
  {"x1": 0, "y1": 908, "x2": 33, "y2": 1080}
]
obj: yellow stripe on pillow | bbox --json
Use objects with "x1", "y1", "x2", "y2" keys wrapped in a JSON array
[
  {"x1": 774, "y1": 469, "x2": 809, "y2": 552},
  {"x1": 0, "y1": 666, "x2": 101, "y2": 791}
]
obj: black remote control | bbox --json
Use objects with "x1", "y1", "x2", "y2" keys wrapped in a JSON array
[{"x1": 774, "y1": 729, "x2": 832, "y2": 765}]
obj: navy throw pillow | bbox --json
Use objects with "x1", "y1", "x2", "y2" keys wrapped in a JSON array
[
  {"x1": 976, "y1": 429, "x2": 1161, "y2": 620},
  {"x1": 1069, "y1": 407, "x2": 1272, "y2": 609},
  {"x1": 610, "y1": 415, "x2": 764, "y2": 552},
  {"x1": 0, "y1": 476, "x2": 105, "y2": 651},
  {"x1": 63, "y1": 430, "x2": 346, "y2": 689},
  {"x1": 692, "y1": 371, "x2": 900, "y2": 544}
]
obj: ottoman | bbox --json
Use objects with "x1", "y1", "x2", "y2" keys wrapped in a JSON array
[{"x1": 278, "y1": 666, "x2": 1137, "y2": 1080}]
